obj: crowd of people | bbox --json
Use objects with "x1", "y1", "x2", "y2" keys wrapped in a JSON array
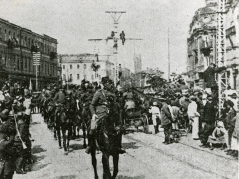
[
  {"x1": 0, "y1": 76, "x2": 238, "y2": 178},
  {"x1": 140, "y1": 77, "x2": 238, "y2": 158},
  {"x1": 0, "y1": 81, "x2": 33, "y2": 179}
]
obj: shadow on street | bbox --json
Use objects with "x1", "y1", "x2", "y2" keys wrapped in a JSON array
[
  {"x1": 122, "y1": 142, "x2": 140, "y2": 150},
  {"x1": 117, "y1": 175, "x2": 145, "y2": 179}
]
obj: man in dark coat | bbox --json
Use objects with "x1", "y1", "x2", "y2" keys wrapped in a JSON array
[
  {"x1": 203, "y1": 63, "x2": 226, "y2": 89},
  {"x1": 203, "y1": 95, "x2": 216, "y2": 127},
  {"x1": 161, "y1": 99, "x2": 173, "y2": 144}
]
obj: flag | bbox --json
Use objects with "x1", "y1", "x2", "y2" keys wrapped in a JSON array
[{"x1": 29, "y1": 78, "x2": 32, "y2": 91}]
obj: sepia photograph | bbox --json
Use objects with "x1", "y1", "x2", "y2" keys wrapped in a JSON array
[{"x1": 0, "y1": 0, "x2": 238, "y2": 178}]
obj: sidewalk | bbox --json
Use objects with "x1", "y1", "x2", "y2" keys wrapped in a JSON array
[
  {"x1": 154, "y1": 128, "x2": 239, "y2": 160},
  {"x1": 126, "y1": 131, "x2": 238, "y2": 179}
]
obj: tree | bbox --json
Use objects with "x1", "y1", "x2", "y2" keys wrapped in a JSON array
[
  {"x1": 138, "y1": 68, "x2": 166, "y2": 88},
  {"x1": 146, "y1": 76, "x2": 167, "y2": 88}
]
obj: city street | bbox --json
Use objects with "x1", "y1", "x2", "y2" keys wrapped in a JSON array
[{"x1": 14, "y1": 114, "x2": 238, "y2": 179}]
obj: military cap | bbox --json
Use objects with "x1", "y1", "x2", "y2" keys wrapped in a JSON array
[{"x1": 101, "y1": 76, "x2": 110, "y2": 84}]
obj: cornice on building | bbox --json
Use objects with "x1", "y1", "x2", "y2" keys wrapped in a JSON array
[{"x1": 0, "y1": 17, "x2": 57, "y2": 44}]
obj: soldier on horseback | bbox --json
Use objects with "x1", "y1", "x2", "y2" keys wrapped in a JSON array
[
  {"x1": 53, "y1": 87, "x2": 66, "y2": 119},
  {"x1": 85, "y1": 77, "x2": 125, "y2": 154}
]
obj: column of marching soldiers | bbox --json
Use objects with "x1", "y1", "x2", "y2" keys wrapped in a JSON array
[{"x1": 0, "y1": 78, "x2": 130, "y2": 179}]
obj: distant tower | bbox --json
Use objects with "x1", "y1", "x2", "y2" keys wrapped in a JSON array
[{"x1": 134, "y1": 54, "x2": 142, "y2": 73}]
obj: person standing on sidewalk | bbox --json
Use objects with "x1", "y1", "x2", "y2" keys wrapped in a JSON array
[
  {"x1": 203, "y1": 95, "x2": 216, "y2": 128},
  {"x1": 187, "y1": 96, "x2": 200, "y2": 140},
  {"x1": 223, "y1": 100, "x2": 237, "y2": 153},
  {"x1": 149, "y1": 102, "x2": 160, "y2": 134},
  {"x1": 161, "y1": 99, "x2": 173, "y2": 144}
]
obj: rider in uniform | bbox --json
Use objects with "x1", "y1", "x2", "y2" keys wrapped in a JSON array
[
  {"x1": 85, "y1": 77, "x2": 125, "y2": 154},
  {"x1": 53, "y1": 86, "x2": 66, "y2": 119}
]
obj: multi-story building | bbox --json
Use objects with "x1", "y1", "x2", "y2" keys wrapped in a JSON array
[
  {"x1": 186, "y1": 0, "x2": 239, "y2": 91},
  {"x1": 60, "y1": 54, "x2": 114, "y2": 85},
  {"x1": 187, "y1": 0, "x2": 218, "y2": 89},
  {"x1": 0, "y1": 18, "x2": 58, "y2": 90}
]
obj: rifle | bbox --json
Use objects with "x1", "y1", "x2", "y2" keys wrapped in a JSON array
[{"x1": 12, "y1": 108, "x2": 27, "y2": 149}]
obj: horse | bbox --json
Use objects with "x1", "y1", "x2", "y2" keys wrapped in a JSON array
[
  {"x1": 55, "y1": 97, "x2": 73, "y2": 154},
  {"x1": 43, "y1": 99, "x2": 55, "y2": 127},
  {"x1": 90, "y1": 97, "x2": 122, "y2": 179},
  {"x1": 79, "y1": 98, "x2": 92, "y2": 148}
]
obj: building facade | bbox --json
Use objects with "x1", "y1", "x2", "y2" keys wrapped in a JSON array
[
  {"x1": 0, "y1": 18, "x2": 58, "y2": 90},
  {"x1": 60, "y1": 54, "x2": 114, "y2": 85},
  {"x1": 186, "y1": 0, "x2": 239, "y2": 91},
  {"x1": 187, "y1": 1, "x2": 217, "y2": 89}
]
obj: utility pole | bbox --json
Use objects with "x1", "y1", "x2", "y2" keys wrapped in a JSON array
[
  {"x1": 217, "y1": 0, "x2": 227, "y2": 115},
  {"x1": 32, "y1": 51, "x2": 41, "y2": 91},
  {"x1": 168, "y1": 28, "x2": 170, "y2": 82}
]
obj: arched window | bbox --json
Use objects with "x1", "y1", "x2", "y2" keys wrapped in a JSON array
[
  {"x1": 84, "y1": 64, "x2": 86, "y2": 69},
  {"x1": 70, "y1": 65, "x2": 72, "y2": 69},
  {"x1": 77, "y1": 64, "x2": 80, "y2": 69},
  {"x1": 8, "y1": 30, "x2": 11, "y2": 39}
]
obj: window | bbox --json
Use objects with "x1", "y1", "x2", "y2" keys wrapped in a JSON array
[
  {"x1": 70, "y1": 65, "x2": 72, "y2": 69},
  {"x1": 70, "y1": 74, "x2": 72, "y2": 80},
  {"x1": 63, "y1": 74, "x2": 66, "y2": 81},
  {"x1": 77, "y1": 74, "x2": 79, "y2": 80},
  {"x1": 84, "y1": 64, "x2": 86, "y2": 69},
  {"x1": 84, "y1": 75, "x2": 86, "y2": 80},
  {"x1": 9, "y1": 31, "x2": 11, "y2": 39},
  {"x1": 4, "y1": 29, "x2": 6, "y2": 41},
  {"x1": 92, "y1": 75, "x2": 94, "y2": 80},
  {"x1": 63, "y1": 65, "x2": 65, "y2": 69},
  {"x1": 24, "y1": 57, "x2": 27, "y2": 68},
  {"x1": 29, "y1": 59, "x2": 31, "y2": 72},
  {"x1": 25, "y1": 37, "x2": 27, "y2": 46},
  {"x1": 77, "y1": 64, "x2": 79, "y2": 69}
]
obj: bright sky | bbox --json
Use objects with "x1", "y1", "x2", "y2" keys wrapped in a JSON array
[{"x1": 1, "y1": 0, "x2": 205, "y2": 78}]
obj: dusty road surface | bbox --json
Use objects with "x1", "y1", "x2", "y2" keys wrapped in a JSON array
[{"x1": 14, "y1": 114, "x2": 238, "y2": 179}]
